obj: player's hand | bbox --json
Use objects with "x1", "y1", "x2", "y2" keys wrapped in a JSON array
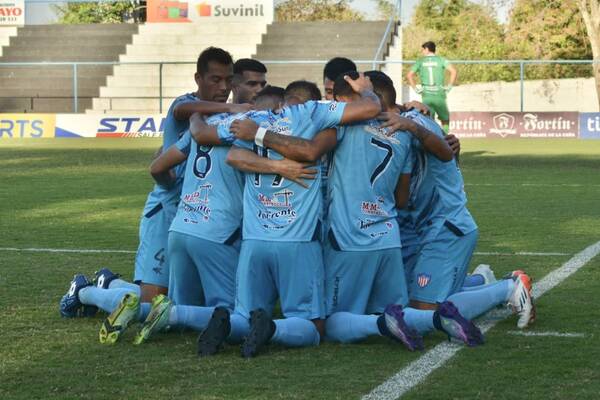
[
  {"x1": 228, "y1": 103, "x2": 254, "y2": 114},
  {"x1": 345, "y1": 72, "x2": 373, "y2": 93},
  {"x1": 230, "y1": 119, "x2": 259, "y2": 141},
  {"x1": 275, "y1": 159, "x2": 317, "y2": 189},
  {"x1": 377, "y1": 112, "x2": 417, "y2": 135},
  {"x1": 443, "y1": 85, "x2": 453, "y2": 93},
  {"x1": 402, "y1": 101, "x2": 430, "y2": 116},
  {"x1": 445, "y1": 134, "x2": 460, "y2": 155},
  {"x1": 415, "y1": 85, "x2": 423, "y2": 94}
]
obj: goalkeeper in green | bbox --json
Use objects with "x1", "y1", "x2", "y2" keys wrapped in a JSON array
[{"x1": 407, "y1": 41, "x2": 457, "y2": 133}]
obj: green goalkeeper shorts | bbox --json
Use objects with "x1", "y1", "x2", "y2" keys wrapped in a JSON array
[{"x1": 422, "y1": 93, "x2": 449, "y2": 122}]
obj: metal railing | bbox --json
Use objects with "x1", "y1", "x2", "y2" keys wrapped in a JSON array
[
  {"x1": 372, "y1": 0, "x2": 402, "y2": 70},
  {"x1": 0, "y1": 59, "x2": 597, "y2": 113}
]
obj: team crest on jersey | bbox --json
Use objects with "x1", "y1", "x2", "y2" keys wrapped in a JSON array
[{"x1": 417, "y1": 274, "x2": 431, "y2": 288}]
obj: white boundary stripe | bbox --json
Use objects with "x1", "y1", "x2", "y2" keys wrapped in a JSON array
[
  {"x1": 363, "y1": 240, "x2": 600, "y2": 400},
  {"x1": 507, "y1": 331, "x2": 586, "y2": 338},
  {"x1": 466, "y1": 183, "x2": 600, "y2": 188},
  {"x1": 0, "y1": 247, "x2": 136, "y2": 254},
  {"x1": 0, "y1": 247, "x2": 568, "y2": 257}
]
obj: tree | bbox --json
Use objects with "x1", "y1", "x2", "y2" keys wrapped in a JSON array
[
  {"x1": 578, "y1": 0, "x2": 600, "y2": 110},
  {"x1": 376, "y1": 0, "x2": 397, "y2": 20},
  {"x1": 506, "y1": 0, "x2": 592, "y2": 81},
  {"x1": 403, "y1": 0, "x2": 512, "y2": 83},
  {"x1": 54, "y1": 1, "x2": 141, "y2": 24},
  {"x1": 275, "y1": 0, "x2": 363, "y2": 22}
]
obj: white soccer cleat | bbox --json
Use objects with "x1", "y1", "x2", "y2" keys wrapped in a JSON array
[
  {"x1": 472, "y1": 264, "x2": 497, "y2": 285},
  {"x1": 508, "y1": 271, "x2": 536, "y2": 329}
]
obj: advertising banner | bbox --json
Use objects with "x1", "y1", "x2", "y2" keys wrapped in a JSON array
[
  {"x1": 449, "y1": 112, "x2": 579, "y2": 139},
  {"x1": 147, "y1": 0, "x2": 273, "y2": 23},
  {"x1": 0, "y1": 0, "x2": 24, "y2": 26},
  {"x1": 579, "y1": 113, "x2": 600, "y2": 139},
  {"x1": 55, "y1": 114, "x2": 166, "y2": 138},
  {"x1": 0, "y1": 114, "x2": 55, "y2": 138}
]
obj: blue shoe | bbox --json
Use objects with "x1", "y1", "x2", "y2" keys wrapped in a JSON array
[
  {"x1": 59, "y1": 274, "x2": 96, "y2": 318},
  {"x1": 94, "y1": 268, "x2": 120, "y2": 289},
  {"x1": 436, "y1": 301, "x2": 484, "y2": 346},
  {"x1": 378, "y1": 304, "x2": 424, "y2": 351}
]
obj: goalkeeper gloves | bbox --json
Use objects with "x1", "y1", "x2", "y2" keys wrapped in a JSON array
[{"x1": 415, "y1": 85, "x2": 423, "y2": 94}]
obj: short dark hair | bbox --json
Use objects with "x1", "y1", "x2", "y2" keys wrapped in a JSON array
[
  {"x1": 233, "y1": 58, "x2": 267, "y2": 75},
  {"x1": 422, "y1": 41, "x2": 436, "y2": 53},
  {"x1": 323, "y1": 57, "x2": 357, "y2": 82},
  {"x1": 364, "y1": 70, "x2": 396, "y2": 107},
  {"x1": 284, "y1": 80, "x2": 322, "y2": 103},
  {"x1": 256, "y1": 85, "x2": 285, "y2": 101},
  {"x1": 196, "y1": 47, "x2": 233, "y2": 75},
  {"x1": 333, "y1": 70, "x2": 359, "y2": 99}
]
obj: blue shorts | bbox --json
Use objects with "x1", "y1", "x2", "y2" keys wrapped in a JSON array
[
  {"x1": 167, "y1": 231, "x2": 239, "y2": 309},
  {"x1": 324, "y1": 243, "x2": 409, "y2": 316},
  {"x1": 409, "y1": 226, "x2": 479, "y2": 303},
  {"x1": 234, "y1": 239, "x2": 325, "y2": 320},
  {"x1": 134, "y1": 201, "x2": 177, "y2": 288}
]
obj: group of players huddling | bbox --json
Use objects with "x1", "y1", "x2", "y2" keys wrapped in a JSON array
[{"x1": 60, "y1": 46, "x2": 535, "y2": 357}]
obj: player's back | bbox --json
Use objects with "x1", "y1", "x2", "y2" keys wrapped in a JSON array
[
  {"x1": 416, "y1": 55, "x2": 448, "y2": 93},
  {"x1": 170, "y1": 113, "x2": 245, "y2": 243},
  {"x1": 234, "y1": 101, "x2": 345, "y2": 242},
  {"x1": 402, "y1": 110, "x2": 476, "y2": 242},
  {"x1": 328, "y1": 120, "x2": 412, "y2": 251}
]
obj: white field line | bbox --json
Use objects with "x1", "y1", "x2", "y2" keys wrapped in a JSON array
[
  {"x1": 0, "y1": 247, "x2": 568, "y2": 257},
  {"x1": 363, "y1": 240, "x2": 600, "y2": 400},
  {"x1": 466, "y1": 183, "x2": 600, "y2": 188},
  {"x1": 507, "y1": 331, "x2": 587, "y2": 338}
]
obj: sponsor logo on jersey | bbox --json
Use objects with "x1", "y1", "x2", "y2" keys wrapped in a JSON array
[
  {"x1": 417, "y1": 273, "x2": 431, "y2": 288},
  {"x1": 361, "y1": 199, "x2": 388, "y2": 217},
  {"x1": 258, "y1": 189, "x2": 294, "y2": 208},
  {"x1": 183, "y1": 185, "x2": 212, "y2": 204}
]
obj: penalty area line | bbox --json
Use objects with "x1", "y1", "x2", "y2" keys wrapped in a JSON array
[
  {"x1": 362, "y1": 240, "x2": 600, "y2": 400},
  {"x1": 506, "y1": 331, "x2": 587, "y2": 338},
  {"x1": 0, "y1": 247, "x2": 568, "y2": 257}
]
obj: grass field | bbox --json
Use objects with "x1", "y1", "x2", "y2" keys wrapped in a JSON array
[{"x1": 1, "y1": 138, "x2": 600, "y2": 400}]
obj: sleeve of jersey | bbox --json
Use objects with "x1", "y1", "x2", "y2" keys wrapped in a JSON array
[
  {"x1": 311, "y1": 101, "x2": 346, "y2": 129},
  {"x1": 216, "y1": 122, "x2": 236, "y2": 144},
  {"x1": 410, "y1": 59, "x2": 421, "y2": 73},
  {"x1": 174, "y1": 131, "x2": 192, "y2": 155},
  {"x1": 232, "y1": 138, "x2": 254, "y2": 151}
]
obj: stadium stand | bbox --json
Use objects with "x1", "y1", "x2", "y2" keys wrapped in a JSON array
[
  {"x1": 0, "y1": 24, "x2": 138, "y2": 113},
  {"x1": 0, "y1": 26, "x2": 17, "y2": 58},
  {"x1": 89, "y1": 22, "x2": 267, "y2": 113},
  {"x1": 253, "y1": 21, "x2": 396, "y2": 90}
]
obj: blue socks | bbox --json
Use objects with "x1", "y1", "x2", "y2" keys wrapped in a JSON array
[
  {"x1": 228, "y1": 313, "x2": 250, "y2": 344},
  {"x1": 272, "y1": 317, "x2": 320, "y2": 347},
  {"x1": 78, "y1": 287, "x2": 133, "y2": 313},
  {"x1": 168, "y1": 305, "x2": 215, "y2": 331},
  {"x1": 403, "y1": 307, "x2": 436, "y2": 335},
  {"x1": 461, "y1": 274, "x2": 486, "y2": 289},
  {"x1": 446, "y1": 279, "x2": 514, "y2": 320},
  {"x1": 108, "y1": 279, "x2": 141, "y2": 293},
  {"x1": 325, "y1": 312, "x2": 380, "y2": 343}
]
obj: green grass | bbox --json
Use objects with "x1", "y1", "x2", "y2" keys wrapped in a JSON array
[{"x1": 1, "y1": 138, "x2": 599, "y2": 399}]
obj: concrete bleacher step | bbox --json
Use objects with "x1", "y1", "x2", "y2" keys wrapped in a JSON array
[{"x1": 0, "y1": 24, "x2": 138, "y2": 113}]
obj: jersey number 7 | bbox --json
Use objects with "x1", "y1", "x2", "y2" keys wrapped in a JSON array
[
  {"x1": 253, "y1": 144, "x2": 284, "y2": 187},
  {"x1": 370, "y1": 137, "x2": 393, "y2": 186}
]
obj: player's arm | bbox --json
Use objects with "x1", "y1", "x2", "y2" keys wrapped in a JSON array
[
  {"x1": 188, "y1": 112, "x2": 226, "y2": 146},
  {"x1": 394, "y1": 173, "x2": 411, "y2": 209},
  {"x1": 150, "y1": 144, "x2": 187, "y2": 188},
  {"x1": 378, "y1": 112, "x2": 453, "y2": 162},
  {"x1": 226, "y1": 146, "x2": 317, "y2": 188},
  {"x1": 446, "y1": 63, "x2": 457, "y2": 87},
  {"x1": 230, "y1": 120, "x2": 337, "y2": 163},
  {"x1": 173, "y1": 100, "x2": 252, "y2": 121},
  {"x1": 407, "y1": 70, "x2": 418, "y2": 90}
]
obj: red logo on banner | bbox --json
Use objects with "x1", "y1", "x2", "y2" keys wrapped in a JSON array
[{"x1": 197, "y1": 2, "x2": 211, "y2": 16}]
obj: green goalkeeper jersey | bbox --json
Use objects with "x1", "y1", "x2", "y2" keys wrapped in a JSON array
[{"x1": 411, "y1": 55, "x2": 449, "y2": 95}]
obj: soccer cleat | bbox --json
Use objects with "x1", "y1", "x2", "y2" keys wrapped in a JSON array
[
  {"x1": 472, "y1": 264, "x2": 497, "y2": 285},
  {"x1": 508, "y1": 271, "x2": 536, "y2": 329},
  {"x1": 94, "y1": 268, "x2": 120, "y2": 289},
  {"x1": 133, "y1": 294, "x2": 172, "y2": 345},
  {"x1": 99, "y1": 292, "x2": 140, "y2": 344},
  {"x1": 436, "y1": 301, "x2": 485, "y2": 346},
  {"x1": 197, "y1": 307, "x2": 231, "y2": 357},
  {"x1": 241, "y1": 309, "x2": 275, "y2": 359},
  {"x1": 59, "y1": 274, "x2": 96, "y2": 318},
  {"x1": 378, "y1": 304, "x2": 424, "y2": 351}
]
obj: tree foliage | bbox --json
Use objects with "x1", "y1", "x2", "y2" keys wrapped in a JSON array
[
  {"x1": 275, "y1": 0, "x2": 363, "y2": 22},
  {"x1": 577, "y1": 0, "x2": 600, "y2": 110},
  {"x1": 54, "y1": 1, "x2": 140, "y2": 24}
]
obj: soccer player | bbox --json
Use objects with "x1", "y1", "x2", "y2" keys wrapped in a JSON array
[
  {"x1": 231, "y1": 58, "x2": 268, "y2": 104},
  {"x1": 323, "y1": 57, "x2": 357, "y2": 100},
  {"x1": 407, "y1": 41, "x2": 457, "y2": 133},
  {"x1": 196, "y1": 76, "x2": 382, "y2": 358}
]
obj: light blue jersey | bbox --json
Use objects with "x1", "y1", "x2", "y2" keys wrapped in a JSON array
[
  {"x1": 400, "y1": 110, "x2": 477, "y2": 243},
  {"x1": 168, "y1": 113, "x2": 245, "y2": 244},
  {"x1": 328, "y1": 120, "x2": 413, "y2": 251},
  {"x1": 227, "y1": 101, "x2": 346, "y2": 242}
]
